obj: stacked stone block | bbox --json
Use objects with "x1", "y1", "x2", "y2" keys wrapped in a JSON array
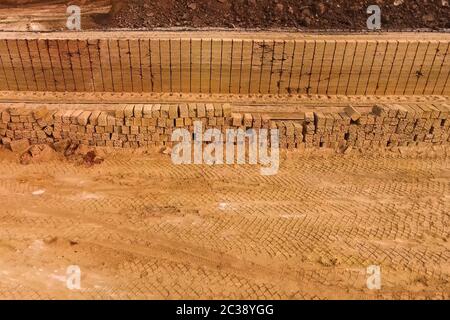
[{"x1": 1, "y1": 103, "x2": 449, "y2": 152}]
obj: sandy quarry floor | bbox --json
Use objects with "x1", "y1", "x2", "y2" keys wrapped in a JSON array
[{"x1": 0, "y1": 146, "x2": 449, "y2": 300}]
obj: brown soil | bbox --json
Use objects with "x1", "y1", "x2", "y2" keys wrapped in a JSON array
[
  {"x1": 0, "y1": 146, "x2": 449, "y2": 299},
  {"x1": 0, "y1": 0, "x2": 449, "y2": 31},
  {"x1": 107, "y1": 0, "x2": 450, "y2": 30}
]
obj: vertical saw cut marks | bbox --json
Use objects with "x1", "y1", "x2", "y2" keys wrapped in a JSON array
[{"x1": 0, "y1": 32, "x2": 448, "y2": 95}]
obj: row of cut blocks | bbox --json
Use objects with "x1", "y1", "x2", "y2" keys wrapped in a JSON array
[{"x1": 1, "y1": 102, "x2": 450, "y2": 152}]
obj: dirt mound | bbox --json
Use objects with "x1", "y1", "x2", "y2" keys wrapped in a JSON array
[
  {"x1": 1, "y1": 0, "x2": 448, "y2": 31},
  {"x1": 62, "y1": 142, "x2": 104, "y2": 167},
  {"x1": 10, "y1": 139, "x2": 104, "y2": 167},
  {"x1": 82, "y1": 150, "x2": 104, "y2": 166},
  {"x1": 108, "y1": 0, "x2": 450, "y2": 30}
]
